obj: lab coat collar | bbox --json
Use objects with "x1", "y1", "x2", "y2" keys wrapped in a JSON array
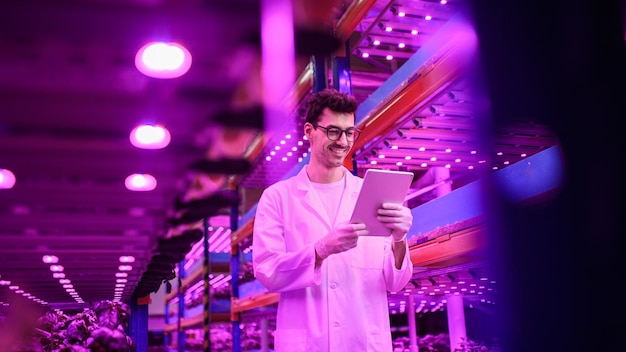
[
  {"x1": 294, "y1": 166, "x2": 361, "y2": 229},
  {"x1": 294, "y1": 165, "x2": 359, "y2": 191}
]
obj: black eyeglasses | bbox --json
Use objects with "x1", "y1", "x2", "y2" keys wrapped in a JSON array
[{"x1": 312, "y1": 124, "x2": 361, "y2": 142}]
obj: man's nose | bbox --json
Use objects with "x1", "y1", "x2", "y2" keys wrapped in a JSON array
[{"x1": 336, "y1": 131, "x2": 350, "y2": 145}]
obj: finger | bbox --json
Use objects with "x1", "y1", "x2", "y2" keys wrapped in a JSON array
[
  {"x1": 377, "y1": 214, "x2": 402, "y2": 223},
  {"x1": 377, "y1": 208, "x2": 397, "y2": 217},
  {"x1": 355, "y1": 228, "x2": 369, "y2": 236},
  {"x1": 381, "y1": 202, "x2": 403, "y2": 210},
  {"x1": 348, "y1": 222, "x2": 367, "y2": 231}
]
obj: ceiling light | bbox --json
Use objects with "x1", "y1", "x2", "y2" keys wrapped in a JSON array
[
  {"x1": 50, "y1": 265, "x2": 64, "y2": 272},
  {"x1": 130, "y1": 124, "x2": 171, "y2": 149},
  {"x1": 42, "y1": 255, "x2": 58, "y2": 264},
  {"x1": 119, "y1": 256, "x2": 135, "y2": 263},
  {"x1": 135, "y1": 41, "x2": 192, "y2": 79},
  {"x1": 0, "y1": 168, "x2": 16, "y2": 189},
  {"x1": 118, "y1": 265, "x2": 133, "y2": 271},
  {"x1": 125, "y1": 174, "x2": 157, "y2": 192}
]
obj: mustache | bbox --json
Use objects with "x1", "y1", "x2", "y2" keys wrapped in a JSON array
[{"x1": 329, "y1": 144, "x2": 350, "y2": 151}]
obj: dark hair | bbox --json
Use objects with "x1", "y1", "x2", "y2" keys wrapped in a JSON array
[{"x1": 304, "y1": 88, "x2": 358, "y2": 125}]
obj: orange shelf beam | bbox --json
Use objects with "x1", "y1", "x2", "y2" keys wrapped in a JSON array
[
  {"x1": 409, "y1": 224, "x2": 487, "y2": 270},
  {"x1": 334, "y1": 0, "x2": 378, "y2": 42},
  {"x1": 231, "y1": 292, "x2": 279, "y2": 313},
  {"x1": 231, "y1": 218, "x2": 255, "y2": 248}
]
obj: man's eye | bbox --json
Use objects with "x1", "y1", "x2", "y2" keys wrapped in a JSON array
[{"x1": 328, "y1": 129, "x2": 341, "y2": 135}]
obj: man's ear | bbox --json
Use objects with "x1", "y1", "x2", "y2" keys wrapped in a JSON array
[{"x1": 303, "y1": 122, "x2": 313, "y2": 138}]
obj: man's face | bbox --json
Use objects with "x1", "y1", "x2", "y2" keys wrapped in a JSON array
[{"x1": 306, "y1": 107, "x2": 356, "y2": 169}]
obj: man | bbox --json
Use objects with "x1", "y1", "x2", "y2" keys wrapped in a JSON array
[{"x1": 253, "y1": 88, "x2": 414, "y2": 351}]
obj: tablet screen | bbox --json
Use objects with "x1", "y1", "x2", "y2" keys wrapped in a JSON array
[{"x1": 349, "y1": 169, "x2": 414, "y2": 236}]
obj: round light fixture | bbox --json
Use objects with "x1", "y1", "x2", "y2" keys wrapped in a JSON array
[
  {"x1": 0, "y1": 168, "x2": 16, "y2": 189},
  {"x1": 130, "y1": 124, "x2": 171, "y2": 149},
  {"x1": 135, "y1": 41, "x2": 192, "y2": 79}
]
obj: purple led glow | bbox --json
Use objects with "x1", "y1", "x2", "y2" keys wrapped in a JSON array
[
  {"x1": 125, "y1": 174, "x2": 157, "y2": 191},
  {"x1": 42, "y1": 255, "x2": 58, "y2": 264},
  {"x1": 130, "y1": 124, "x2": 171, "y2": 149},
  {"x1": 0, "y1": 168, "x2": 16, "y2": 189},
  {"x1": 50, "y1": 265, "x2": 64, "y2": 272},
  {"x1": 119, "y1": 256, "x2": 135, "y2": 263},
  {"x1": 135, "y1": 42, "x2": 192, "y2": 79}
]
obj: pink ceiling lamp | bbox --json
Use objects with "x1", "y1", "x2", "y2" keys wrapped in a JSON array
[
  {"x1": 130, "y1": 124, "x2": 171, "y2": 149},
  {"x1": 0, "y1": 168, "x2": 16, "y2": 189},
  {"x1": 125, "y1": 173, "x2": 157, "y2": 191},
  {"x1": 135, "y1": 41, "x2": 192, "y2": 79}
]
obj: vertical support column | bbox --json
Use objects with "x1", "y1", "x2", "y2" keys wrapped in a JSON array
[
  {"x1": 203, "y1": 218, "x2": 211, "y2": 352},
  {"x1": 431, "y1": 167, "x2": 452, "y2": 198},
  {"x1": 129, "y1": 297, "x2": 149, "y2": 352},
  {"x1": 312, "y1": 54, "x2": 328, "y2": 92},
  {"x1": 164, "y1": 300, "x2": 170, "y2": 349},
  {"x1": 230, "y1": 189, "x2": 242, "y2": 352},
  {"x1": 177, "y1": 263, "x2": 186, "y2": 352},
  {"x1": 446, "y1": 294, "x2": 467, "y2": 351},
  {"x1": 406, "y1": 295, "x2": 419, "y2": 352},
  {"x1": 260, "y1": 309, "x2": 269, "y2": 352},
  {"x1": 332, "y1": 42, "x2": 352, "y2": 94}
]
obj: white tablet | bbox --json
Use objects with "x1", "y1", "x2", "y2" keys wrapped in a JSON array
[{"x1": 349, "y1": 168, "x2": 414, "y2": 236}]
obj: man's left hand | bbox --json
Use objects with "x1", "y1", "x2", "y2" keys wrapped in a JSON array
[{"x1": 377, "y1": 202, "x2": 413, "y2": 241}]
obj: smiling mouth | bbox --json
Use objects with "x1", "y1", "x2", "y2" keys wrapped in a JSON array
[{"x1": 329, "y1": 145, "x2": 348, "y2": 154}]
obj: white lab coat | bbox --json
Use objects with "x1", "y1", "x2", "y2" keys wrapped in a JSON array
[{"x1": 253, "y1": 166, "x2": 413, "y2": 352}]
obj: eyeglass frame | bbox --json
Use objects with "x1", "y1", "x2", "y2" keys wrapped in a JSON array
[{"x1": 311, "y1": 124, "x2": 361, "y2": 142}]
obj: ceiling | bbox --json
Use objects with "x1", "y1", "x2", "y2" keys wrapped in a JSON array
[{"x1": 0, "y1": 0, "x2": 559, "y2": 316}]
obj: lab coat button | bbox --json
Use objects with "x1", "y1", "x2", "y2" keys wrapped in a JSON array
[
  {"x1": 330, "y1": 282, "x2": 337, "y2": 289},
  {"x1": 333, "y1": 322, "x2": 340, "y2": 327}
]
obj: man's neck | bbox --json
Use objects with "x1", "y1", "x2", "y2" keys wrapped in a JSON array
[{"x1": 306, "y1": 164, "x2": 344, "y2": 184}]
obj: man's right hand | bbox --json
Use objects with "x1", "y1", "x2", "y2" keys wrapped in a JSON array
[{"x1": 314, "y1": 223, "x2": 368, "y2": 260}]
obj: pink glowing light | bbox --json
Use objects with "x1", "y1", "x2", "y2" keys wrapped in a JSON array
[
  {"x1": 0, "y1": 168, "x2": 16, "y2": 189},
  {"x1": 130, "y1": 124, "x2": 171, "y2": 149},
  {"x1": 135, "y1": 41, "x2": 192, "y2": 79},
  {"x1": 119, "y1": 256, "x2": 135, "y2": 263},
  {"x1": 50, "y1": 265, "x2": 64, "y2": 272},
  {"x1": 125, "y1": 174, "x2": 157, "y2": 191},
  {"x1": 42, "y1": 255, "x2": 59, "y2": 264}
]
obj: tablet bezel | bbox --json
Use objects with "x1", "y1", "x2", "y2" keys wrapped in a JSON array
[{"x1": 349, "y1": 168, "x2": 414, "y2": 236}]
